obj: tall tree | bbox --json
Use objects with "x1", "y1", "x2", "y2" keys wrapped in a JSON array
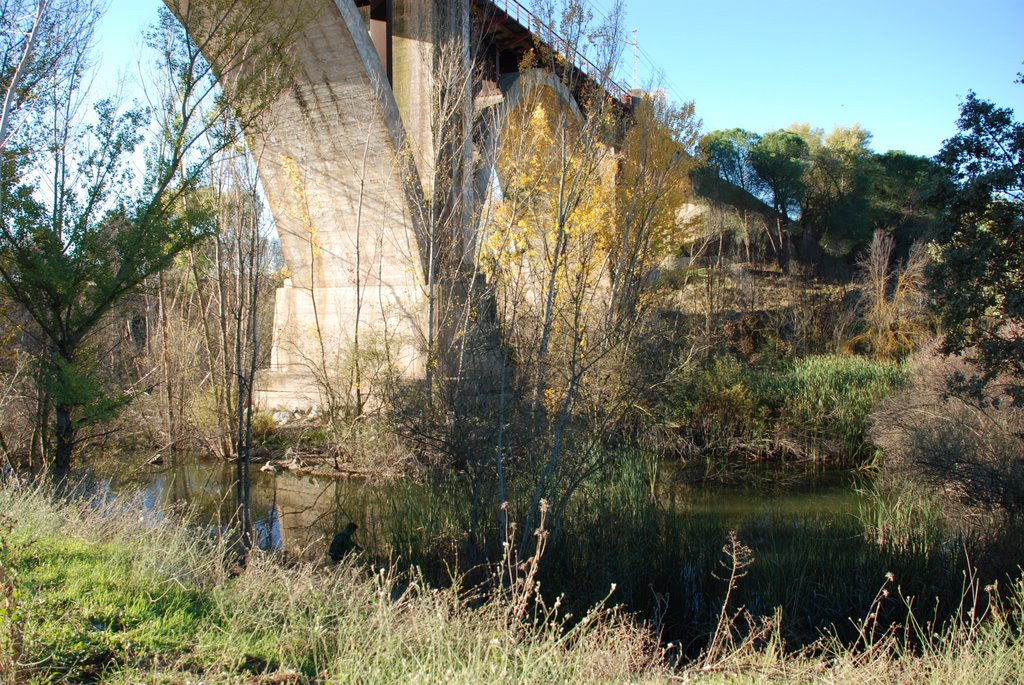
[
  {"x1": 483, "y1": 0, "x2": 699, "y2": 551},
  {"x1": 791, "y1": 123, "x2": 874, "y2": 261},
  {"x1": 700, "y1": 128, "x2": 759, "y2": 194},
  {"x1": 0, "y1": 0, "x2": 99, "y2": 151},
  {"x1": 867, "y1": 150, "x2": 947, "y2": 251},
  {"x1": 0, "y1": 1, "x2": 299, "y2": 477},
  {"x1": 929, "y1": 84, "x2": 1024, "y2": 406},
  {"x1": 749, "y1": 129, "x2": 808, "y2": 267},
  {"x1": 750, "y1": 129, "x2": 809, "y2": 220},
  {"x1": 610, "y1": 94, "x2": 696, "y2": 323}
]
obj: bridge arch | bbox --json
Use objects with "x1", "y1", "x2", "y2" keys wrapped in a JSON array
[
  {"x1": 164, "y1": 0, "x2": 442, "y2": 409},
  {"x1": 474, "y1": 68, "x2": 585, "y2": 207},
  {"x1": 161, "y1": 0, "x2": 618, "y2": 409}
]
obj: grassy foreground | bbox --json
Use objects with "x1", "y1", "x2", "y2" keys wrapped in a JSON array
[{"x1": 1, "y1": 485, "x2": 1023, "y2": 684}]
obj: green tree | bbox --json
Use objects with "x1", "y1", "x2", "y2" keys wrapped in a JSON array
[
  {"x1": 700, "y1": 128, "x2": 759, "y2": 193},
  {"x1": 749, "y1": 129, "x2": 808, "y2": 267},
  {"x1": 866, "y1": 150, "x2": 947, "y2": 250},
  {"x1": 792, "y1": 123, "x2": 874, "y2": 260},
  {"x1": 750, "y1": 129, "x2": 809, "y2": 220},
  {"x1": 0, "y1": 2, "x2": 297, "y2": 477},
  {"x1": 929, "y1": 85, "x2": 1024, "y2": 405}
]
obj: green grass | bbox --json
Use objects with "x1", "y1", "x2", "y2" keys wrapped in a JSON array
[
  {"x1": 663, "y1": 353, "x2": 906, "y2": 469},
  {"x1": 0, "y1": 486, "x2": 662, "y2": 683},
  {"x1": 11, "y1": 537, "x2": 210, "y2": 675}
]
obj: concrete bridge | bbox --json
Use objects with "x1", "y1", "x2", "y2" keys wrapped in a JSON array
[{"x1": 167, "y1": 0, "x2": 633, "y2": 410}]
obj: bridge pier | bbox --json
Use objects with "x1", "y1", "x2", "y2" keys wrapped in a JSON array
[{"x1": 244, "y1": 0, "x2": 451, "y2": 411}]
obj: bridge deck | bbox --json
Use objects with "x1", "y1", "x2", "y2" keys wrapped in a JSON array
[{"x1": 353, "y1": 0, "x2": 633, "y2": 108}]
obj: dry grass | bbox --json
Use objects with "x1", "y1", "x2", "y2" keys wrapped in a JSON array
[{"x1": 0, "y1": 484, "x2": 664, "y2": 683}]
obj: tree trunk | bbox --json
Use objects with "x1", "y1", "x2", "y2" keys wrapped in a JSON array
[
  {"x1": 157, "y1": 271, "x2": 175, "y2": 447},
  {"x1": 800, "y1": 222, "x2": 823, "y2": 268},
  {"x1": 776, "y1": 217, "x2": 790, "y2": 272},
  {"x1": 53, "y1": 402, "x2": 73, "y2": 481}
]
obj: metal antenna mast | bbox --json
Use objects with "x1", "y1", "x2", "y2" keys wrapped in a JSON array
[{"x1": 632, "y1": 28, "x2": 638, "y2": 85}]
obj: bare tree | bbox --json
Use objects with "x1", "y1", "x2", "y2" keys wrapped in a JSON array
[
  {"x1": 846, "y1": 230, "x2": 928, "y2": 360},
  {"x1": 0, "y1": 0, "x2": 101, "y2": 152}
]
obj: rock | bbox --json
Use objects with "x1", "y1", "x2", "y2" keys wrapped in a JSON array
[
  {"x1": 250, "y1": 445, "x2": 272, "y2": 462},
  {"x1": 227, "y1": 553, "x2": 247, "y2": 578},
  {"x1": 272, "y1": 411, "x2": 291, "y2": 425}
]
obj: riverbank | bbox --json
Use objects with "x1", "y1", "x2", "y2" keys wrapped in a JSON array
[{"x1": 2, "y1": 485, "x2": 1022, "y2": 684}]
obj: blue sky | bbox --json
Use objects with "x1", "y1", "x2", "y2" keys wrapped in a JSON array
[
  {"x1": 618, "y1": 0, "x2": 1024, "y2": 156},
  {"x1": 96, "y1": 0, "x2": 1023, "y2": 158}
]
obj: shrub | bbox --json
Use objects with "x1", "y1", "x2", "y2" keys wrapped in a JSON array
[
  {"x1": 250, "y1": 411, "x2": 276, "y2": 439},
  {"x1": 844, "y1": 230, "x2": 930, "y2": 360},
  {"x1": 663, "y1": 355, "x2": 770, "y2": 463},
  {"x1": 663, "y1": 353, "x2": 905, "y2": 468},
  {"x1": 870, "y1": 339, "x2": 1024, "y2": 516}
]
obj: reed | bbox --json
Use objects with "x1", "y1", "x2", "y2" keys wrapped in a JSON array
[{"x1": 664, "y1": 353, "x2": 905, "y2": 469}]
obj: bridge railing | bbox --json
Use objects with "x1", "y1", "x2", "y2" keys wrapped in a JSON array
[{"x1": 485, "y1": 0, "x2": 633, "y2": 106}]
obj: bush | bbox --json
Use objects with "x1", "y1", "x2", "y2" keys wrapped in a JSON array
[
  {"x1": 870, "y1": 339, "x2": 1024, "y2": 516},
  {"x1": 663, "y1": 355, "x2": 770, "y2": 463},
  {"x1": 663, "y1": 353, "x2": 905, "y2": 468},
  {"x1": 250, "y1": 411, "x2": 276, "y2": 439}
]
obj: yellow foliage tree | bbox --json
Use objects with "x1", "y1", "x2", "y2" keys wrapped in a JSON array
[
  {"x1": 485, "y1": 86, "x2": 615, "y2": 415},
  {"x1": 611, "y1": 95, "x2": 698, "y2": 323},
  {"x1": 482, "y1": 76, "x2": 699, "y2": 549}
]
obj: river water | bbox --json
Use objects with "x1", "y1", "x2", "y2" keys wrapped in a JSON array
[
  {"x1": 83, "y1": 453, "x2": 979, "y2": 647},
  {"x1": 87, "y1": 453, "x2": 866, "y2": 559}
]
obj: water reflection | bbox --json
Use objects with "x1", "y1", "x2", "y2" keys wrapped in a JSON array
[
  {"x1": 90, "y1": 454, "x2": 866, "y2": 562},
  {"x1": 82, "y1": 455, "x2": 984, "y2": 651},
  {"x1": 93, "y1": 455, "x2": 386, "y2": 558}
]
